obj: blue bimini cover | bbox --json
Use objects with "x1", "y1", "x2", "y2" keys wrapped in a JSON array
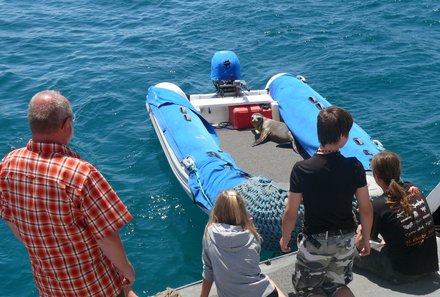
[
  {"x1": 268, "y1": 73, "x2": 381, "y2": 170},
  {"x1": 147, "y1": 86, "x2": 248, "y2": 211}
]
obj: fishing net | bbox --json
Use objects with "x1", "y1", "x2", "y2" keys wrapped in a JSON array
[{"x1": 234, "y1": 176, "x2": 304, "y2": 252}]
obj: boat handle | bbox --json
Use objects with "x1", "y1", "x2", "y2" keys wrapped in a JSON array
[
  {"x1": 353, "y1": 138, "x2": 364, "y2": 145},
  {"x1": 308, "y1": 96, "x2": 317, "y2": 103},
  {"x1": 315, "y1": 102, "x2": 324, "y2": 110}
]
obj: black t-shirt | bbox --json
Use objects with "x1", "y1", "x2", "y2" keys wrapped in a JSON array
[
  {"x1": 371, "y1": 182, "x2": 439, "y2": 275},
  {"x1": 290, "y1": 152, "x2": 366, "y2": 234}
]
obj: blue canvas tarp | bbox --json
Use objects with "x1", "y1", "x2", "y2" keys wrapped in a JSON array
[
  {"x1": 147, "y1": 86, "x2": 248, "y2": 211},
  {"x1": 268, "y1": 74, "x2": 381, "y2": 170}
]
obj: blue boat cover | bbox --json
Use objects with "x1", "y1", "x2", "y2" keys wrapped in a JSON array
[
  {"x1": 147, "y1": 86, "x2": 248, "y2": 211},
  {"x1": 210, "y1": 50, "x2": 241, "y2": 81},
  {"x1": 268, "y1": 74, "x2": 381, "y2": 170}
]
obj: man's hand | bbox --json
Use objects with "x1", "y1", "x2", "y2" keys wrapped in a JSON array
[{"x1": 96, "y1": 231, "x2": 135, "y2": 285}]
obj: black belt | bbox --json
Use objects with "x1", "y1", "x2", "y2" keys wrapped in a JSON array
[{"x1": 307, "y1": 228, "x2": 355, "y2": 238}]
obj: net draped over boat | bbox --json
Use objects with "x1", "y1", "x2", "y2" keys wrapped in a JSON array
[{"x1": 234, "y1": 176, "x2": 304, "y2": 251}]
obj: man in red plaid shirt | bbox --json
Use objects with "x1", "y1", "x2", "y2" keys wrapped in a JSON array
[{"x1": 0, "y1": 90, "x2": 137, "y2": 297}]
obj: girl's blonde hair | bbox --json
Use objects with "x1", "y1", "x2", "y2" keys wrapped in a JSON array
[
  {"x1": 371, "y1": 151, "x2": 412, "y2": 216},
  {"x1": 205, "y1": 189, "x2": 261, "y2": 240}
]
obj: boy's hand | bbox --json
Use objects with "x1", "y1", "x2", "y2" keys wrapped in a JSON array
[
  {"x1": 356, "y1": 229, "x2": 371, "y2": 256},
  {"x1": 279, "y1": 237, "x2": 291, "y2": 253}
]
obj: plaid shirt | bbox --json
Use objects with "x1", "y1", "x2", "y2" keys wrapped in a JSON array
[{"x1": 0, "y1": 140, "x2": 133, "y2": 297}]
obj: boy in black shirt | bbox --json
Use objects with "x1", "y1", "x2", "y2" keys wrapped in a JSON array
[{"x1": 280, "y1": 106, "x2": 373, "y2": 297}]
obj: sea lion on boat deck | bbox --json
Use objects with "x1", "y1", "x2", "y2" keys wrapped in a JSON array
[{"x1": 251, "y1": 113, "x2": 295, "y2": 147}]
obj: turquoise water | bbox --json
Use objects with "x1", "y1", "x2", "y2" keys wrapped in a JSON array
[{"x1": 1, "y1": 1, "x2": 439, "y2": 296}]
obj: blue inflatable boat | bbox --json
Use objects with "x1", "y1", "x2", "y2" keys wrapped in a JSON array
[{"x1": 146, "y1": 51, "x2": 386, "y2": 251}]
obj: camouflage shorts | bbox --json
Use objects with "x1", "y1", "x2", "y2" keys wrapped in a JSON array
[{"x1": 292, "y1": 231, "x2": 356, "y2": 297}]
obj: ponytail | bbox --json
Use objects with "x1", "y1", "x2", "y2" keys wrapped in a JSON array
[
  {"x1": 385, "y1": 179, "x2": 412, "y2": 216},
  {"x1": 372, "y1": 151, "x2": 412, "y2": 217}
]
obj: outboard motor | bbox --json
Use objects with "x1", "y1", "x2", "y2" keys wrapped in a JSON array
[{"x1": 211, "y1": 50, "x2": 248, "y2": 97}]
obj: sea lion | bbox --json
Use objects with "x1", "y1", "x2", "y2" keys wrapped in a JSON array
[{"x1": 251, "y1": 113, "x2": 294, "y2": 147}]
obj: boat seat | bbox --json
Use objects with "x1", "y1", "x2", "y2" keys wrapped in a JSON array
[{"x1": 190, "y1": 90, "x2": 274, "y2": 110}]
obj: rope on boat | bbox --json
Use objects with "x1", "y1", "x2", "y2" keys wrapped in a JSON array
[
  {"x1": 194, "y1": 168, "x2": 214, "y2": 208},
  {"x1": 234, "y1": 176, "x2": 304, "y2": 252},
  {"x1": 182, "y1": 157, "x2": 214, "y2": 209}
]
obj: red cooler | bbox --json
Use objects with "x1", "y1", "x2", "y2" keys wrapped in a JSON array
[{"x1": 228, "y1": 104, "x2": 272, "y2": 129}]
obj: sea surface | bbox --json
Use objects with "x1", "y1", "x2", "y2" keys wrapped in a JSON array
[{"x1": 0, "y1": 0, "x2": 439, "y2": 296}]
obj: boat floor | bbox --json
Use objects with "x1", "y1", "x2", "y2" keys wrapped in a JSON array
[
  {"x1": 176, "y1": 238, "x2": 440, "y2": 297},
  {"x1": 215, "y1": 126, "x2": 305, "y2": 188}
]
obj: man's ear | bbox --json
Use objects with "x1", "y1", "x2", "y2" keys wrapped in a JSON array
[{"x1": 61, "y1": 119, "x2": 70, "y2": 131}]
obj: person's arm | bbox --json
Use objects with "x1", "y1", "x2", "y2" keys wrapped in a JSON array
[
  {"x1": 355, "y1": 185, "x2": 373, "y2": 256},
  {"x1": 96, "y1": 230, "x2": 135, "y2": 285},
  {"x1": 7, "y1": 221, "x2": 23, "y2": 243},
  {"x1": 268, "y1": 278, "x2": 287, "y2": 297},
  {"x1": 123, "y1": 286, "x2": 138, "y2": 297},
  {"x1": 81, "y1": 168, "x2": 135, "y2": 285},
  {"x1": 199, "y1": 278, "x2": 213, "y2": 297},
  {"x1": 280, "y1": 191, "x2": 302, "y2": 253},
  {"x1": 200, "y1": 233, "x2": 214, "y2": 297}
]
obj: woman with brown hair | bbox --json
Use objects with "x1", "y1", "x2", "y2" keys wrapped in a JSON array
[
  {"x1": 355, "y1": 151, "x2": 438, "y2": 283},
  {"x1": 199, "y1": 190, "x2": 285, "y2": 297}
]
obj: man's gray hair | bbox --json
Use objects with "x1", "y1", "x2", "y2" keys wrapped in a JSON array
[{"x1": 28, "y1": 90, "x2": 73, "y2": 134}]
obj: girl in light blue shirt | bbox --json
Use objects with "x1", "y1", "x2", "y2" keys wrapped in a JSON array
[{"x1": 200, "y1": 189, "x2": 285, "y2": 297}]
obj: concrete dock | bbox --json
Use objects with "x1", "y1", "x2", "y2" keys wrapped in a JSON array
[{"x1": 175, "y1": 238, "x2": 440, "y2": 297}]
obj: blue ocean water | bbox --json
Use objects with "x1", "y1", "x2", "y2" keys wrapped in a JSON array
[{"x1": 0, "y1": 0, "x2": 439, "y2": 296}]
